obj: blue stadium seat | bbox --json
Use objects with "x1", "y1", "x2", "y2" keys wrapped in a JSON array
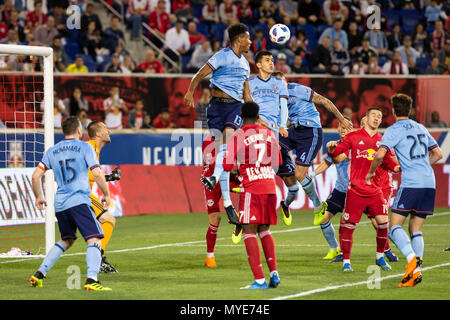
[
  {"x1": 401, "y1": 10, "x2": 420, "y2": 34},
  {"x1": 211, "y1": 22, "x2": 227, "y2": 43},
  {"x1": 192, "y1": 5, "x2": 203, "y2": 19},
  {"x1": 80, "y1": 54, "x2": 96, "y2": 72},
  {"x1": 97, "y1": 55, "x2": 111, "y2": 72},
  {"x1": 426, "y1": 24, "x2": 435, "y2": 34},
  {"x1": 316, "y1": 24, "x2": 329, "y2": 37},
  {"x1": 254, "y1": 23, "x2": 269, "y2": 38},
  {"x1": 196, "y1": 22, "x2": 209, "y2": 38},
  {"x1": 382, "y1": 10, "x2": 400, "y2": 30},
  {"x1": 297, "y1": 24, "x2": 317, "y2": 50},
  {"x1": 415, "y1": 57, "x2": 430, "y2": 74},
  {"x1": 64, "y1": 42, "x2": 80, "y2": 61}
]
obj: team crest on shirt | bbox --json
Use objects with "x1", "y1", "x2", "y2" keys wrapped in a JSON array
[
  {"x1": 343, "y1": 212, "x2": 350, "y2": 221},
  {"x1": 207, "y1": 199, "x2": 215, "y2": 207},
  {"x1": 376, "y1": 141, "x2": 381, "y2": 148},
  {"x1": 272, "y1": 84, "x2": 278, "y2": 91}
]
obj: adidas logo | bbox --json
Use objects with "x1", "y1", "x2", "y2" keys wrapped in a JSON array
[
  {"x1": 250, "y1": 216, "x2": 257, "y2": 221},
  {"x1": 358, "y1": 140, "x2": 365, "y2": 145},
  {"x1": 399, "y1": 204, "x2": 405, "y2": 209}
]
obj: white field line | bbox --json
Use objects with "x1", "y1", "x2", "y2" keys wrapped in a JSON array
[
  {"x1": 270, "y1": 262, "x2": 450, "y2": 300},
  {"x1": 1, "y1": 211, "x2": 449, "y2": 264}
]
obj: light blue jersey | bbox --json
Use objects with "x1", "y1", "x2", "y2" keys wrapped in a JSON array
[
  {"x1": 325, "y1": 155, "x2": 349, "y2": 193},
  {"x1": 249, "y1": 75, "x2": 289, "y2": 131},
  {"x1": 40, "y1": 139, "x2": 100, "y2": 212},
  {"x1": 206, "y1": 47, "x2": 250, "y2": 102},
  {"x1": 380, "y1": 119, "x2": 438, "y2": 189},
  {"x1": 287, "y1": 83, "x2": 321, "y2": 128}
]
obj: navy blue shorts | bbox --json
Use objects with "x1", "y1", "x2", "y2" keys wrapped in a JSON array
[
  {"x1": 391, "y1": 187, "x2": 436, "y2": 219},
  {"x1": 279, "y1": 126, "x2": 323, "y2": 167},
  {"x1": 206, "y1": 97, "x2": 242, "y2": 135},
  {"x1": 326, "y1": 189, "x2": 347, "y2": 215},
  {"x1": 56, "y1": 204, "x2": 104, "y2": 241},
  {"x1": 277, "y1": 145, "x2": 295, "y2": 177}
]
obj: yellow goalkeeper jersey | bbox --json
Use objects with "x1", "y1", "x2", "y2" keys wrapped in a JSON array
[{"x1": 87, "y1": 140, "x2": 100, "y2": 190}]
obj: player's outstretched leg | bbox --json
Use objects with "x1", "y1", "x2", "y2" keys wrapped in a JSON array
[
  {"x1": 375, "y1": 221, "x2": 392, "y2": 271},
  {"x1": 84, "y1": 241, "x2": 111, "y2": 291},
  {"x1": 30, "y1": 240, "x2": 68, "y2": 287},
  {"x1": 205, "y1": 223, "x2": 219, "y2": 267},
  {"x1": 320, "y1": 213, "x2": 340, "y2": 260},
  {"x1": 339, "y1": 222, "x2": 355, "y2": 272},
  {"x1": 280, "y1": 177, "x2": 298, "y2": 226},
  {"x1": 258, "y1": 228, "x2": 280, "y2": 288}
]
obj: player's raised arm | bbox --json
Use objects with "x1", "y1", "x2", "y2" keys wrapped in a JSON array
[
  {"x1": 311, "y1": 92, "x2": 352, "y2": 131},
  {"x1": 184, "y1": 64, "x2": 213, "y2": 108}
]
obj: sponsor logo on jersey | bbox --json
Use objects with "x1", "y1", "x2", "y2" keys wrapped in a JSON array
[
  {"x1": 356, "y1": 148, "x2": 376, "y2": 160},
  {"x1": 246, "y1": 166, "x2": 274, "y2": 182}
]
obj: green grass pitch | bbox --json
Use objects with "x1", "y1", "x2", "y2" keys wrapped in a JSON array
[{"x1": 1, "y1": 208, "x2": 449, "y2": 300}]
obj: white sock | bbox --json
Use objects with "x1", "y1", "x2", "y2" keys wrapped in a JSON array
[
  {"x1": 406, "y1": 252, "x2": 415, "y2": 262},
  {"x1": 270, "y1": 271, "x2": 278, "y2": 278},
  {"x1": 376, "y1": 252, "x2": 384, "y2": 260},
  {"x1": 88, "y1": 276, "x2": 97, "y2": 282},
  {"x1": 343, "y1": 259, "x2": 351, "y2": 265},
  {"x1": 206, "y1": 252, "x2": 214, "y2": 258},
  {"x1": 255, "y1": 278, "x2": 265, "y2": 285},
  {"x1": 223, "y1": 200, "x2": 232, "y2": 208}
]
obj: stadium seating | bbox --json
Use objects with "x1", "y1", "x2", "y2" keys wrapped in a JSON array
[{"x1": 401, "y1": 10, "x2": 421, "y2": 34}]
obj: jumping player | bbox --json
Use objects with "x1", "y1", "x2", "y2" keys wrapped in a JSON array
[
  {"x1": 366, "y1": 94, "x2": 443, "y2": 287},
  {"x1": 30, "y1": 117, "x2": 112, "y2": 291},
  {"x1": 202, "y1": 133, "x2": 242, "y2": 267},
  {"x1": 87, "y1": 121, "x2": 121, "y2": 273},
  {"x1": 328, "y1": 107, "x2": 400, "y2": 272},
  {"x1": 248, "y1": 53, "x2": 295, "y2": 227},
  {"x1": 273, "y1": 72, "x2": 353, "y2": 226},
  {"x1": 223, "y1": 101, "x2": 282, "y2": 290},
  {"x1": 184, "y1": 23, "x2": 253, "y2": 225}
]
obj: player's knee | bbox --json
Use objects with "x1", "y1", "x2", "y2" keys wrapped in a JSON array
[
  {"x1": 62, "y1": 238, "x2": 75, "y2": 249},
  {"x1": 86, "y1": 237, "x2": 102, "y2": 247},
  {"x1": 209, "y1": 212, "x2": 221, "y2": 226}
]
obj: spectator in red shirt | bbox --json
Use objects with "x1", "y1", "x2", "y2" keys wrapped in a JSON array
[
  {"x1": 251, "y1": 28, "x2": 267, "y2": 53},
  {"x1": 26, "y1": 0, "x2": 46, "y2": 30},
  {"x1": 187, "y1": 21, "x2": 206, "y2": 48},
  {"x1": 135, "y1": 48, "x2": 165, "y2": 73},
  {"x1": 0, "y1": 16, "x2": 8, "y2": 41},
  {"x1": 148, "y1": 0, "x2": 171, "y2": 47},
  {"x1": 153, "y1": 109, "x2": 176, "y2": 128},
  {"x1": 172, "y1": 0, "x2": 193, "y2": 22},
  {"x1": 237, "y1": 0, "x2": 252, "y2": 24}
]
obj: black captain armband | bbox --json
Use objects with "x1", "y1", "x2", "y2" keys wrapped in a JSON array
[{"x1": 105, "y1": 167, "x2": 121, "y2": 182}]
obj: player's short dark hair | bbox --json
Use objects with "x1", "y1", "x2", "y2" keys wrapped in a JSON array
[
  {"x1": 241, "y1": 101, "x2": 259, "y2": 120},
  {"x1": 391, "y1": 93, "x2": 412, "y2": 117},
  {"x1": 255, "y1": 51, "x2": 272, "y2": 64},
  {"x1": 87, "y1": 120, "x2": 103, "y2": 139},
  {"x1": 62, "y1": 116, "x2": 81, "y2": 136},
  {"x1": 228, "y1": 23, "x2": 249, "y2": 44},
  {"x1": 366, "y1": 106, "x2": 382, "y2": 116}
]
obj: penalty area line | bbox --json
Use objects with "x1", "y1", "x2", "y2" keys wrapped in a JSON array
[{"x1": 270, "y1": 261, "x2": 450, "y2": 300}]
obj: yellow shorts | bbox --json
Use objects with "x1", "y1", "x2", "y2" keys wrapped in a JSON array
[{"x1": 90, "y1": 194, "x2": 107, "y2": 219}]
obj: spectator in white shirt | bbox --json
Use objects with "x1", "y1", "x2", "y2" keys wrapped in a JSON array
[
  {"x1": 187, "y1": 40, "x2": 213, "y2": 72},
  {"x1": 103, "y1": 86, "x2": 128, "y2": 130},
  {"x1": 381, "y1": 50, "x2": 409, "y2": 75},
  {"x1": 164, "y1": 19, "x2": 190, "y2": 64}
]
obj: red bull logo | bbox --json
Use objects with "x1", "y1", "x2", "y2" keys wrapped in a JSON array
[{"x1": 356, "y1": 148, "x2": 376, "y2": 160}]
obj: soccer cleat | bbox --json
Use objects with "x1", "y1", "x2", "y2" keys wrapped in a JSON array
[
  {"x1": 313, "y1": 201, "x2": 327, "y2": 226},
  {"x1": 225, "y1": 205, "x2": 240, "y2": 225},
  {"x1": 204, "y1": 256, "x2": 217, "y2": 267},
  {"x1": 331, "y1": 253, "x2": 343, "y2": 263},
  {"x1": 231, "y1": 225, "x2": 242, "y2": 245},
  {"x1": 398, "y1": 271, "x2": 422, "y2": 287},
  {"x1": 323, "y1": 249, "x2": 341, "y2": 260},
  {"x1": 99, "y1": 255, "x2": 118, "y2": 273},
  {"x1": 231, "y1": 187, "x2": 242, "y2": 193},
  {"x1": 376, "y1": 256, "x2": 392, "y2": 271},
  {"x1": 269, "y1": 272, "x2": 280, "y2": 288},
  {"x1": 280, "y1": 201, "x2": 292, "y2": 226},
  {"x1": 29, "y1": 271, "x2": 44, "y2": 288},
  {"x1": 384, "y1": 248, "x2": 399, "y2": 262},
  {"x1": 84, "y1": 278, "x2": 112, "y2": 291},
  {"x1": 444, "y1": 246, "x2": 450, "y2": 251},
  {"x1": 201, "y1": 176, "x2": 217, "y2": 191},
  {"x1": 240, "y1": 280, "x2": 269, "y2": 290},
  {"x1": 343, "y1": 263, "x2": 353, "y2": 272},
  {"x1": 401, "y1": 256, "x2": 422, "y2": 283}
]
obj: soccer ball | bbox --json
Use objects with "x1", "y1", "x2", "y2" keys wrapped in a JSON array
[{"x1": 269, "y1": 24, "x2": 291, "y2": 45}]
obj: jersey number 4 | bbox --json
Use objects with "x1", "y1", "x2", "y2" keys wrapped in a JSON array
[{"x1": 59, "y1": 158, "x2": 77, "y2": 184}]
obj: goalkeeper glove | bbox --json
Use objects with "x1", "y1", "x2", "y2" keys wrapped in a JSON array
[{"x1": 105, "y1": 167, "x2": 121, "y2": 182}]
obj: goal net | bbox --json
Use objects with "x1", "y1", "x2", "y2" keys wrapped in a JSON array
[{"x1": 0, "y1": 44, "x2": 54, "y2": 257}]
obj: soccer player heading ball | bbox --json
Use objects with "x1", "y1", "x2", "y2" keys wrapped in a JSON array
[{"x1": 184, "y1": 23, "x2": 253, "y2": 226}]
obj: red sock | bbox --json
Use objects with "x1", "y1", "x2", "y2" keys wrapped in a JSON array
[
  {"x1": 258, "y1": 230, "x2": 277, "y2": 273},
  {"x1": 339, "y1": 223, "x2": 356, "y2": 260},
  {"x1": 376, "y1": 222, "x2": 389, "y2": 254},
  {"x1": 243, "y1": 232, "x2": 264, "y2": 280},
  {"x1": 206, "y1": 224, "x2": 219, "y2": 254}
]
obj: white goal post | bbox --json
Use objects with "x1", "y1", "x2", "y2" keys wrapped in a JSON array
[{"x1": 0, "y1": 44, "x2": 55, "y2": 256}]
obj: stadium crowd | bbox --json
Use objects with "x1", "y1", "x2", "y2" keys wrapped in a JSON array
[{"x1": 0, "y1": 0, "x2": 448, "y2": 130}]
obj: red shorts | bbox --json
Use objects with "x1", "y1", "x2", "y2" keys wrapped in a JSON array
[
  {"x1": 366, "y1": 188, "x2": 392, "y2": 219},
  {"x1": 239, "y1": 192, "x2": 277, "y2": 225},
  {"x1": 343, "y1": 188, "x2": 388, "y2": 224},
  {"x1": 203, "y1": 173, "x2": 242, "y2": 214}
]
